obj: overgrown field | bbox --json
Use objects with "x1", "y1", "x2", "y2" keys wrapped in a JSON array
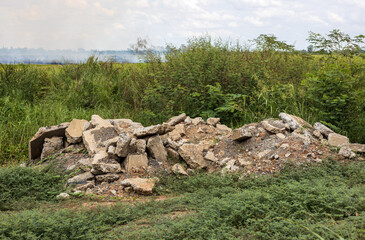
[
  {"x1": 1, "y1": 37, "x2": 365, "y2": 164},
  {"x1": 0, "y1": 160, "x2": 364, "y2": 239}
]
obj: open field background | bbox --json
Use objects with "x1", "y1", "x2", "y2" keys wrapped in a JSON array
[{"x1": 1, "y1": 37, "x2": 364, "y2": 165}]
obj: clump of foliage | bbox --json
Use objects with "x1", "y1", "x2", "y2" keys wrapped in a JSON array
[{"x1": 0, "y1": 166, "x2": 65, "y2": 210}]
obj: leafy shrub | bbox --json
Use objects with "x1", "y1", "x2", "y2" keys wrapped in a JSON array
[{"x1": 0, "y1": 166, "x2": 65, "y2": 210}]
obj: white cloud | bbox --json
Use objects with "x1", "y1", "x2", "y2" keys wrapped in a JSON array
[
  {"x1": 244, "y1": 16, "x2": 266, "y2": 27},
  {"x1": 113, "y1": 23, "x2": 126, "y2": 30},
  {"x1": 0, "y1": 0, "x2": 364, "y2": 50},
  {"x1": 93, "y1": 2, "x2": 115, "y2": 16},
  {"x1": 327, "y1": 12, "x2": 345, "y2": 23}
]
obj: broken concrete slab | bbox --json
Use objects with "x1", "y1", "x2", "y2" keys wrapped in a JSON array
[
  {"x1": 204, "y1": 151, "x2": 218, "y2": 162},
  {"x1": 128, "y1": 138, "x2": 147, "y2": 154},
  {"x1": 261, "y1": 119, "x2": 286, "y2": 134},
  {"x1": 166, "y1": 113, "x2": 187, "y2": 126},
  {"x1": 41, "y1": 137, "x2": 64, "y2": 160},
  {"x1": 178, "y1": 143, "x2": 209, "y2": 169},
  {"x1": 279, "y1": 113, "x2": 311, "y2": 131},
  {"x1": 134, "y1": 125, "x2": 161, "y2": 138},
  {"x1": 313, "y1": 122, "x2": 334, "y2": 138},
  {"x1": 65, "y1": 119, "x2": 88, "y2": 144},
  {"x1": 231, "y1": 124, "x2": 255, "y2": 141},
  {"x1": 115, "y1": 133, "x2": 132, "y2": 158},
  {"x1": 121, "y1": 177, "x2": 158, "y2": 195},
  {"x1": 90, "y1": 115, "x2": 113, "y2": 128},
  {"x1": 82, "y1": 126, "x2": 118, "y2": 156},
  {"x1": 167, "y1": 123, "x2": 186, "y2": 141},
  {"x1": 67, "y1": 172, "x2": 94, "y2": 185},
  {"x1": 95, "y1": 173, "x2": 120, "y2": 183},
  {"x1": 349, "y1": 143, "x2": 365, "y2": 153},
  {"x1": 124, "y1": 153, "x2": 149, "y2": 172},
  {"x1": 328, "y1": 133, "x2": 349, "y2": 147},
  {"x1": 166, "y1": 147, "x2": 181, "y2": 161},
  {"x1": 147, "y1": 135, "x2": 167, "y2": 162},
  {"x1": 29, "y1": 122, "x2": 69, "y2": 160},
  {"x1": 171, "y1": 163, "x2": 188, "y2": 176},
  {"x1": 91, "y1": 151, "x2": 123, "y2": 175}
]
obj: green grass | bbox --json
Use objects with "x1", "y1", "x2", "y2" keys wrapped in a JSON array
[{"x1": 0, "y1": 160, "x2": 364, "y2": 239}]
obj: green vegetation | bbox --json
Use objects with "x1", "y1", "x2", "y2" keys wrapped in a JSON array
[
  {"x1": 1, "y1": 33, "x2": 365, "y2": 165},
  {"x1": 0, "y1": 166, "x2": 66, "y2": 210},
  {"x1": 0, "y1": 160, "x2": 364, "y2": 239}
]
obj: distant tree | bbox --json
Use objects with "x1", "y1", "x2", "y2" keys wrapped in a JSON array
[
  {"x1": 307, "y1": 29, "x2": 365, "y2": 55},
  {"x1": 307, "y1": 45, "x2": 313, "y2": 53},
  {"x1": 252, "y1": 34, "x2": 295, "y2": 52}
]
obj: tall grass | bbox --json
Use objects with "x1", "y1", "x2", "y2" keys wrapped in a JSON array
[{"x1": 1, "y1": 37, "x2": 365, "y2": 165}]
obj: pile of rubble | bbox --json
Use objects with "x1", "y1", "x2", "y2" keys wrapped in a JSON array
[{"x1": 28, "y1": 113, "x2": 365, "y2": 197}]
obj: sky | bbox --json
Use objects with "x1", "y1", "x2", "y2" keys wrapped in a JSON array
[{"x1": 1, "y1": 0, "x2": 364, "y2": 50}]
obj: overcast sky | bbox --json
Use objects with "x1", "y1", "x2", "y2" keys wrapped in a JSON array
[{"x1": 1, "y1": 0, "x2": 364, "y2": 50}]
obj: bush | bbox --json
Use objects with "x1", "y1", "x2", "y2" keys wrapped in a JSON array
[{"x1": 0, "y1": 166, "x2": 65, "y2": 210}]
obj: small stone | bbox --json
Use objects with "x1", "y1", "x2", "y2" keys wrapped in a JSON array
[
  {"x1": 107, "y1": 145, "x2": 116, "y2": 155},
  {"x1": 110, "y1": 190, "x2": 117, "y2": 195},
  {"x1": 257, "y1": 149, "x2": 271, "y2": 159},
  {"x1": 67, "y1": 172, "x2": 94, "y2": 185},
  {"x1": 121, "y1": 177, "x2": 158, "y2": 195},
  {"x1": 206, "y1": 118, "x2": 220, "y2": 126},
  {"x1": 74, "y1": 181, "x2": 95, "y2": 191},
  {"x1": 204, "y1": 151, "x2": 218, "y2": 162},
  {"x1": 184, "y1": 117, "x2": 192, "y2": 125},
  {"x1": 280, "y1": 143, "x2": 289, "y2": 149},
  {"x1": 285, "y1": 153, "x2": 291, "y2": 158},
  {"x1": 338, "y1": 146, "x2": 356, "y2": 159},
  {"x1": 237, "y1": 158, "x2": 251, "y2": 166},
  {"x1": 192, "y1": 117, "x2": 204, "y2": 125},
  {"x1": 276, "y1": 133, "x2": 285, "y2": 139},
  {"x1": 171, "y1": 163, "x2": 188, "y2": 176},
  {"x1": 215, "y1": 124, "x2": 232, "y2": 135},
  {"x1": 56, "y1": 192, "x2": 70, "y2": 199},
  {"x1": 312, "y1": 130, "x2": 323, "y2": 139}
]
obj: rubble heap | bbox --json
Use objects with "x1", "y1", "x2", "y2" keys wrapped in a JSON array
[{"x1": 28, "y1": 113, "x2": 365, "y2": 197}]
